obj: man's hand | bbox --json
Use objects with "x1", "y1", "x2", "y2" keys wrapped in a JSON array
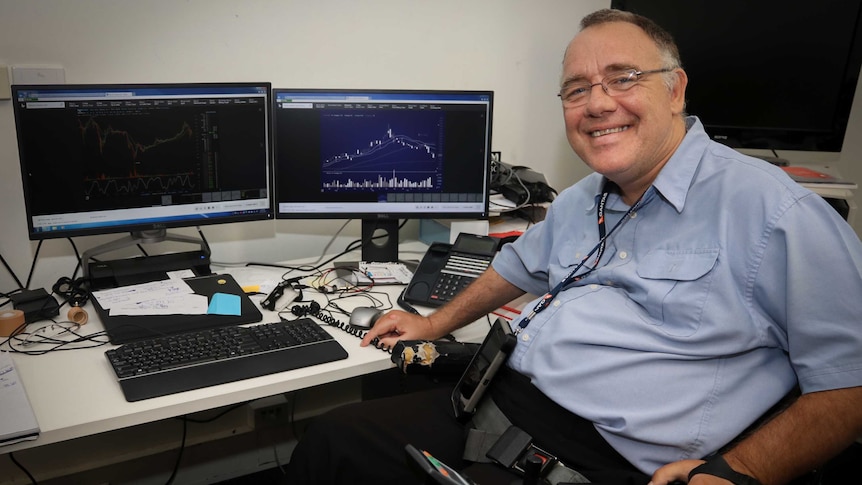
[
  {"x1": 359, "y1": 310, "x2": 438, "y2": 349},
  {"x1": 650, "y1": 459, "x2": 744, "y2": 484},
  {"x1": 361, "y1": 266, "x2": 526, "y2": 350},
  {"x1": 651, "y1": 386, "x2": 862, "y2": 485},
  {"x1": 649, "y1": 459, "x2": 703, "y2": 484}
]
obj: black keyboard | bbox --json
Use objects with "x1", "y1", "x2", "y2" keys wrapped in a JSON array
[{"x1": 105, "y1": 318, "x2": 349, "y2": 402}]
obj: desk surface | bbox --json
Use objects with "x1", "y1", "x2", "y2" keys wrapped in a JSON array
[{"x1": 2, "y1": 247, "x2": 494, "y2": 454}]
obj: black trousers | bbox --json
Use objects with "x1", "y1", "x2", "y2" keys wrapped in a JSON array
[{"x1": 285, "y1": 367, "x2": 650, "y2": 485}]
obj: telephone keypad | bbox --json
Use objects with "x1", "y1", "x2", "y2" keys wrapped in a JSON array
[{"x1": 429, "y1": 252, "x2": 493, "y2": 303}]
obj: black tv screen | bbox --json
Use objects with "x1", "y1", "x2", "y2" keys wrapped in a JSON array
[{"x1": 611, "y1": 0, "x2": 862, "y2": 152}]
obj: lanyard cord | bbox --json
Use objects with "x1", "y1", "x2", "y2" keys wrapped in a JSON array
[{"x1": 513, "y1": 188, "x2": 646, "y2": 335}]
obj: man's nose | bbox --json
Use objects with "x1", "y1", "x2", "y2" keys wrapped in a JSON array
[{"x1": 584, "y1": 82, "x2": 616, "y2": 114}]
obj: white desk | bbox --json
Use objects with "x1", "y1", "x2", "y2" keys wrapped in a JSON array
[
  {"x1": 0, "y1": 246, "x2": 495, "y2": 482},
  {"x1": 6, "y1": 301, "x2": 391, "y2": 453}
]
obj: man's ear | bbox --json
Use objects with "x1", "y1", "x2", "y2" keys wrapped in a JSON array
[{"x1": 669, "y1": 68, "x2": 688, "y2": 115}]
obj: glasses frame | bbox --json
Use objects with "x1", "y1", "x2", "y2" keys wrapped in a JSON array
[{"x1": 557, "y1": 68, "x2": 674, "y2": 108}]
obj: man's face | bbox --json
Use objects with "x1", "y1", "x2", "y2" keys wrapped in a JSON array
[{"x1": 561, "y1": 21, "x2": 687, "y2": 194}]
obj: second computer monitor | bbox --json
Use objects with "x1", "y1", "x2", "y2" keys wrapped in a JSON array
[{"x1": 272, "y1": 89, "x2": 493, "y2": 262}]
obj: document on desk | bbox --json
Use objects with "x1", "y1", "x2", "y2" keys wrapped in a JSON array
[
  {"x1": 359, "y1": 262, "x2": 414, "y2": 285},
  {"x1": 0, "y1": 351, "x2": 40, "y2": 446},
  {"x1": 93, "y1": 279, "x2": 214, "y2": 316}
]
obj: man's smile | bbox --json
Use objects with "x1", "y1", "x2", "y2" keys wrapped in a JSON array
[{"x1": 590, "y1": 125, "x2": 630, "y2": 137}]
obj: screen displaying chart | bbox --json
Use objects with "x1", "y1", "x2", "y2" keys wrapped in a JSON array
[
  {"x1": 273, "y1": 89, "x2": 493, "y2": 219},
  {"x1": 320, "y1": 111, "x2": 444, "y2": 192},
  {"x1": 12, "y1": 83, "x2": 273, "y2": 239},
  {"x1": 79, "y1": 113, "x2": 197, "y2": 199}
]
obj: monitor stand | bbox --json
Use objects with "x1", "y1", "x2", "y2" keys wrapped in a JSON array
[
  {"x1": 82, "y1": 229, "x2": 212, "y2": 289},
  {"x1": 360, "y1": 219, "x2": 399, "y2": 263}
]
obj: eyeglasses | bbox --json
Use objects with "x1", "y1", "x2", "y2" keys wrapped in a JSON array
[{"x1": 557, "y1": 68, "x2": 674, "y2": 108}]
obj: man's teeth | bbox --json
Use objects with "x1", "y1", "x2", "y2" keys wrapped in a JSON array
[{"x1": 591, "y1": 126, "x2": 629, "y2": 137}]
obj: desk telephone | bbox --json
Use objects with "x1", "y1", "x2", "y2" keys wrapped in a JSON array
[{"x1": 403, "y1": 233, "x2": 501, "y2": 307}]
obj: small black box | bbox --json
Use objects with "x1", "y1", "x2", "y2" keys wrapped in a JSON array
[{"x1": 11, "y1": 288, "x2": 61, "y2": 323}]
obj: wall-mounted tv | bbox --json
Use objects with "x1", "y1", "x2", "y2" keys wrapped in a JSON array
[{"x1": 611, "y1": 0, "x2": 862, "y2": 153}]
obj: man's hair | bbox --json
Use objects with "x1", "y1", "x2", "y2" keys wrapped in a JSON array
[{"x1": 578, "y1": 9, "x2": 683, "y2": 91}]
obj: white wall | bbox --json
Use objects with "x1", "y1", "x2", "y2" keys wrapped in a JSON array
[
  {"x1": 1, "y1": 0, "x2": 861, "y2": 294},
  {"x1": 0, "y1": 0, "x2": 605, "y2": 292}
]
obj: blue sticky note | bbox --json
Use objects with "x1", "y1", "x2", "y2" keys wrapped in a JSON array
[{"x1": 208, "y1": 293, "x2": 241, "y2": 316}]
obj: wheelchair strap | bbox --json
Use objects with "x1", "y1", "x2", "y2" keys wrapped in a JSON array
[{"x1": 463, "y1": 396, "x2": 591, "y2": 484}]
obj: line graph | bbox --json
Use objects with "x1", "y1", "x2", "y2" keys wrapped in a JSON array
[
  {"x1": 319, "y1": 111, "x2": 444, "y2": 192},
  {"x1": 77, "y1": 114, "x2": 199, "y2": 197},
  {"x1": 84, "y1": 174, "x2": 196, "y2": 197}
]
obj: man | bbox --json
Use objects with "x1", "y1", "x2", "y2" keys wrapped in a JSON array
[{"x1": 287, "y1": 9, "x2": 862, "y2": 485}]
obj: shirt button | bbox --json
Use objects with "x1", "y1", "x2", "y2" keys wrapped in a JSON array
[
  {"x1": 589, "y1": 284, "x2": 598, "y2": 290},
  {"x1": 630, "y1": 212, "x2": 638, "y2": 219},
  {"x1": 553, "y1": 300, "x2": 561, "y2": 307},
  {"x1": 619, "y1": 251, "x2": 628, "y2": 259},
  {"x1": 521, "y1": 333, "x2": 530, "y2": 342}
]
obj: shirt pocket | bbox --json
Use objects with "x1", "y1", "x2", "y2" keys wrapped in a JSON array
[
  {"x1": 633, "y1": 248, "x2": 720, "y2": 337},
  {"x1": 551, "y1": 233, "x2": 605, "y2": 285}
]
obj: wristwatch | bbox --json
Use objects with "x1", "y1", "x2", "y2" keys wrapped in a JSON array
[{"x1": 688, "y1": 455, "x2": 763, "y2": 485}]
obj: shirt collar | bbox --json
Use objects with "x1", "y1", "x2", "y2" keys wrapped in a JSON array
[
  {"x1": 583, "y1": 116, "x2": 708, "y2": 214},
  {"x1": 650, "y1": 116, "x2": 708, "y2": 213}
]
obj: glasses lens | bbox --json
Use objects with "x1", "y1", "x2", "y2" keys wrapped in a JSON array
[
  {"x1": 560, "y1": 84, "x2": 590, "y2": 107},
  {"x1": 604, "y1": 70, "x2": 640, "y2": 93}
]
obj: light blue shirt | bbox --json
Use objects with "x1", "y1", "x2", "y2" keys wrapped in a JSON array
[{"x1": 492, "y1": 117, "x2": 862, "y2": 473}]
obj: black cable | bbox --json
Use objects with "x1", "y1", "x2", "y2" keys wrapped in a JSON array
[
  {"x1": 1, "y1": 252, "x2": 25, "y2": 290},
  {"x1": 196, "y1": 226, "x2": 212, "y2": 257},
  {"x1": 396, "y1": 288, "x2": 420, "y2": 315},
  {"x1": 23, "y1": 240, "x2": 44, "y2": 291},
  {"x1": 164, "y1": 417, "x2": 187, "y2": 485},
  {"x1": 311, "y1": 308, "x2": 392, "y2": 353},
  {"x1": 3, "y1": 322, "x2": 111, "y2": 354},
  {"x1": 181, "y1": 403, "x2": 246, "y2": 424},
  {"x1": 9, "y1": 452, "x2": 37, "y2": 484},
  {"x1": 65, "y1": 238, "x2": 85, "y2": 281},
  {"x1": 247, "y1": 219, "x2": 409, "y2": 275}
]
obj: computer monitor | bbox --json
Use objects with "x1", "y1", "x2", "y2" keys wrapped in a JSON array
[
  {"x1": 611, "y1": 0, "x2": 862, "y2": 153},
  {"x1": 12, "y1": 82, "x2": 273, "y2": 280},
  {"x1": 272, "y1": 89, "x2": 493, "y2": 262}
]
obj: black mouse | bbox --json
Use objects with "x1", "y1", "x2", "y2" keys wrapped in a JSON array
[{"x1": 349, "y1": 307, "x2": 382, "y2": 329}]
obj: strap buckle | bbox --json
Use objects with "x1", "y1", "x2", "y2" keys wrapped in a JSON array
[
  {"x1": 486, "y1": 425, "x2": 558, "y2": 477},
  {"x1": 514, "y1": 443, "x2": 559, "y2": 476}
]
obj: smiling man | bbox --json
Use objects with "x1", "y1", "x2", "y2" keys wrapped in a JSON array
[
  {"x1": 559, "y1": 18, "x2": 687, "y2": 207},
  {"x1": 286, "y1": 9, "x2": 862, "y2": 485}
]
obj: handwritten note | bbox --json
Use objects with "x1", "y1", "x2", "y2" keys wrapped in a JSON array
[
  {"x1": 0, "y1": 351, "x2": 40, "y2": 445},
  {"x1": 92, "y1": 280, "x2": 205, "y2": 316}
]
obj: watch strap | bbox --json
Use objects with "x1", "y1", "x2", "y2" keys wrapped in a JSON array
[{"x1": 689, "y1": 454, "x2": 763, "y2": 485}]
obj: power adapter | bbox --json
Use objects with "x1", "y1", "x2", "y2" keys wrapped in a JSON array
[{"x1": 11, "y1": 288, "x2": 61, "y2": 323}]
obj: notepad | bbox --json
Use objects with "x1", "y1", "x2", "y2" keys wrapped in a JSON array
[
  {"x1": 207, "y1": 292, "x2": 241, "y2": 316},
  {"x1": 0, "y1": 351, "x2": 40, "y2": 446}
]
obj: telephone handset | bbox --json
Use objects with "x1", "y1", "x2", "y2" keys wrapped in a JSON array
[{"x1": 403, "y1": 233, "x2": 500, "y2": 307}]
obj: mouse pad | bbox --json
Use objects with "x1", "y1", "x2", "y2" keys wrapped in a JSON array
[{"x1": 93, "y1": 273, "x2": 262, "y2": 344}]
